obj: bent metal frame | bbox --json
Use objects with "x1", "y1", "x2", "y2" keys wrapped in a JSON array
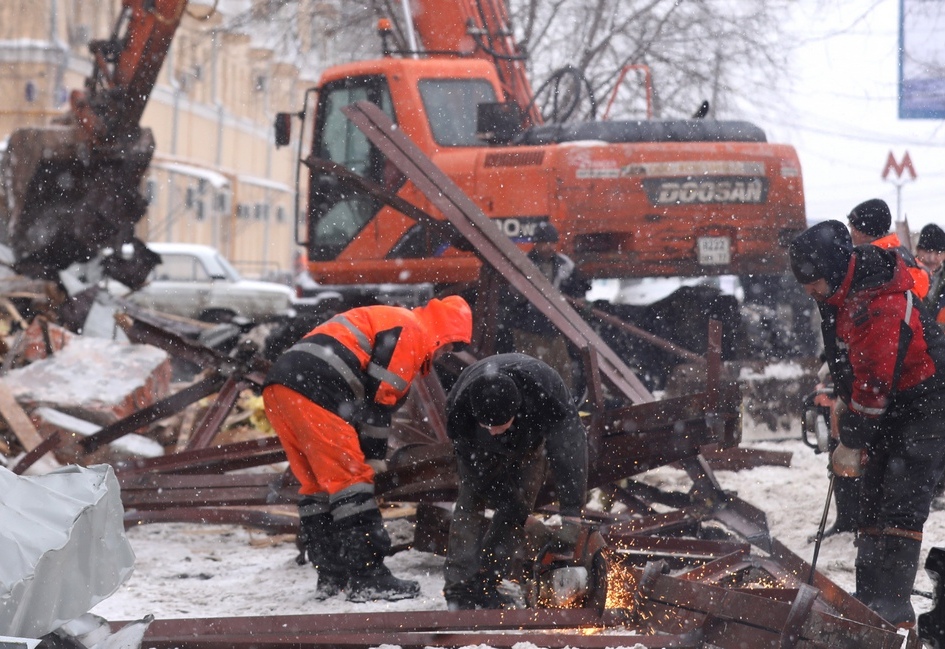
[{"x1": 79, "y1": 101, "x2": 927, "y2": 646}]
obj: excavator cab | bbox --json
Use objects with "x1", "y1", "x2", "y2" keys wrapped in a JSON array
[{"x1": 306, "y1": 75, "x2": 396, "y2": 263}]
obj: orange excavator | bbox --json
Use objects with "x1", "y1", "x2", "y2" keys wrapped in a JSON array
[
  {"x1": 278, "y1": 0, "x2": 806, "y2": 296},
  {"x1": 0, "y1": 0, "x2": 186, "y2": 288}
]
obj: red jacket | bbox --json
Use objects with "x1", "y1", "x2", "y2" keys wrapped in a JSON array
[{"x1": 827, "y1": 248, "x2": 937, "y2": 416}]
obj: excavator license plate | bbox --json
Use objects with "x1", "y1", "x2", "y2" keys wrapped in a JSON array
[{"x1": 697, "y1": 236, "x2": 731, "y2": 265}]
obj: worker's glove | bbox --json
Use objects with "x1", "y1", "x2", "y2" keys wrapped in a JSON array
[
  {"x1": 830, "y1": 442, "x2": 864, "y2": 478},
  {"x1": 837, "y1": 409, "x2": 883, "y2": 450},
  {"x1": 547, "y1": 516, "x2": 583, "y2": 555}
]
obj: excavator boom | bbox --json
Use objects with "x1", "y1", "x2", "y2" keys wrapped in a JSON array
[
  {"x1": 410, "y1": 0, "x2": 540, "y2": 126},
  {"x1": 1, "y1": 0, "x2": 187, "y2": 287}
]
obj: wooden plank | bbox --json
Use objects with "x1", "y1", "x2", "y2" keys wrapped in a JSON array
[{"x1": 0, "y1": 380, "x2": 44, "y2": 451}]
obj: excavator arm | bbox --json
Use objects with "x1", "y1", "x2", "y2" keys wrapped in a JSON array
[
  {"x1": 1, "y1": 0, "x2": 187, "y2": 288},
  {"x1": 409, "y1": 0, "x2": 541, "y2": 127}
]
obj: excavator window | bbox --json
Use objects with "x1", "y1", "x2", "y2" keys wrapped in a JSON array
[
  {"x1": 308, "y1": 76, "x2": 395, "y2": 261},
  {"x1": 418, "y1": 78, "x2": 498, "y2": 147}
]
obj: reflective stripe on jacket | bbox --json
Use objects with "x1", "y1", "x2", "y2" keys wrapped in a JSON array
[
  {"x1": 265, "y1": 297, "x2": 472, "y2": 420},
  {"x1": 827, "y1": 246, "x2": 944, "y2": 417}
]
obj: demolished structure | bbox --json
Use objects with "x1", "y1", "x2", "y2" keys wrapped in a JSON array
[{"x1": 0, "y1": 102, "x2": 938, "y2": 648}]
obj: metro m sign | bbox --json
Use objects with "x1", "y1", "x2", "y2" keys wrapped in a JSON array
[{"x1": 882, "y1": 150, "x2": 917, "y2": 181}]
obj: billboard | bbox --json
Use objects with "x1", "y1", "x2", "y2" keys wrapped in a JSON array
[{"x1": 899, "y1": 0, "x2": 945, "y2": 119}]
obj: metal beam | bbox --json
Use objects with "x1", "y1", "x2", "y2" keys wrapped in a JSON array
[{"x1": 341, "y1": 100, "x2": 653, "y2": 404}]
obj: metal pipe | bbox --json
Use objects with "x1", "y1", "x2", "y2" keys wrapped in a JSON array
[{"x1": 807, "y1": 472, "x2": 835, "y2": 584}]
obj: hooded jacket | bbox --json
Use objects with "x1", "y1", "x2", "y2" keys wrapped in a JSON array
[
  {"x1": 826, "y1": 244, "x2": 945, "y2": 418},
  {"x1": 265, "y1": 296, "x2": 472, "y2": 424}
]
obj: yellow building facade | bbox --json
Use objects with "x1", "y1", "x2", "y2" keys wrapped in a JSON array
[{"x1": 0, "y1": 0, "x2": 317, "y2": 282}]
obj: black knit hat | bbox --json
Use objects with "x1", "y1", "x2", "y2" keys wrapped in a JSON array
[
  {"x1": 917, "y1": 224, "x2": 945, "y2": 252},
  {"x1": 789, "y1": 220, "x2": 853, "y2": 293},
  {"x1": 468, "y1": 373, "x2": 522, "y2": 426},
  {"x1": 532, "y1": 221, "x2": 559, "y2": 243},
  {"x1": 847, "y1": 198, "x2": 891, "y2": 237}
]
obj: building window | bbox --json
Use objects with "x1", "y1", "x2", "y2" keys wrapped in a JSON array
[{"x1": 214, "y1": 192, "x2": 231, "y2": 214}]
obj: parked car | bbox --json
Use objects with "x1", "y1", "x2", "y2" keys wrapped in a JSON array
[{"x1": 113, "y1": 242, "x2": 295, "y2": 324}]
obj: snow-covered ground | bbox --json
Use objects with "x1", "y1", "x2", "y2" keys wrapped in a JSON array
[{"x1": 88, "y1": 419, "x2": 945, "y2": 624}]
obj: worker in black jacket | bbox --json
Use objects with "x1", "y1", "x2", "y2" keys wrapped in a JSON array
[
  {"x1": 442, "y1": 353, "x2": 588, "y2": 610},
  {"x1": 505, "y1": 222, "x2": 590, "y2": 393}
]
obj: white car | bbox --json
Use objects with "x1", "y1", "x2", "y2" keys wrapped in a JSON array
[{"x1": 120, "y1": 242, "x2": 295, "y2": 324}]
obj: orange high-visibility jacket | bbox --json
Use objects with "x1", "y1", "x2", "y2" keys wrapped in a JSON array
[
  {"x1": 872, "y1": 233, "x2": 930, "y2": 299},
  {"x1": 265, "y1": 296, "x2": 472, "y2": 418}
]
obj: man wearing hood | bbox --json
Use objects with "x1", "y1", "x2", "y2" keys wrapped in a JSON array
[
  {"x1": 790, "y1": 220, "x2": 945, "y2": 628},
  {"x1": 263, "y1": 296, "x2": 473, "y2": 603}
]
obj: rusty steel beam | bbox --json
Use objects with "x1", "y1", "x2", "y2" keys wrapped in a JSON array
[
  {"x1": 123, "y1": 507, "x2": 298, "y2": 532},
  {"x1": 341, "y1": 100, "x2": 652, "y2": 404},
  {"x1": 137, "y1": 632, "x2": 699, "y2": 649},
  {"x1": 126, "y1": 558, "x2": 920, "y2": 649},
  {"x1": 629, "y1": 561, "x2": 918, "y2": 649},
  {"x1": 115, "y1": 309, "x2": 270, "y2": 384},
  {"x1": 114, "y1": 435, "x2": 285, "y2": 477},
  {"x1": 80, "y1": 374, "x2": 226, "y2": 453},
  {"x1": 11, "y1": 430, "x2": 62, "y2": 474},
  {"x1": 119, "y1": 472, "x2": 297, "y2": 510},
  {"x1": 184, "y1": 376, "x2": 251, "y2": 450},
  {"x1": 574, "y1": 297, "x2": 704, "y2": 363}
]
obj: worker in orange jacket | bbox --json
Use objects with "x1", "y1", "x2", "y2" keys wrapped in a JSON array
[
  {"x1": 263, "y1": 296, "x2": 473, "y2": 603},
  {"x1": 848, "y1": 198, "x2": 930, "y2": 299}
]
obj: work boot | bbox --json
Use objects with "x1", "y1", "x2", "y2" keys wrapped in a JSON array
[
  {"x1": 856, "y1": 533, "x2": 921, "y2": 627},
  {"x1": 823, "y1": 475, "x2": 859, "y2": 537},
  {"x1": 297, "y1": 496, "x2": 348, "y2": 600},
  {"x1": 918, "y1": 548, "x2": 945, "y2": 642},
  {"x1": 445, "y1": 573, "x2": 520, "y2": 611},
  {"x1": 854, "y1": 533, "x2": 881, "y2": 608},
  {"x1": 335, "y1": 514, "x2": 420, "y2": 603},
  {"x1": 346, "y1": 566, "x2": 421, "y2": 603}
]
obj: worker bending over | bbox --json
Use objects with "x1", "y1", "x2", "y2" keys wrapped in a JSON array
[
  {"x1": 443, "y1": 353, "x2": 588, "y2": 610},
  {"x1": 263, "y1": 296, "x2": 472, "y2": 602}
]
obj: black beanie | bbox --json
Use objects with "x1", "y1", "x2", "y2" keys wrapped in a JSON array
[
  {"x1": 847, "y1": 198, "x2": 891, "y2": 237},
  {"x1": 789, "y1": 220, "x2": 853, "y2": 293},
  {"x1": 468, "y1": 373, "x2": 522, "y2": 425},
  {"x1": 917, "y1": 224, "x2": 945, "y2": 252},
  {"x1": 533, "y1": 221, "x2": 559, "y2": 243}
]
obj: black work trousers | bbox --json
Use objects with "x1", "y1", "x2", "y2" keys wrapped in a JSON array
[
  {"x1": 443, "y1": 444, "x2": 547, "y2": 596},
  {"x1": 860, "y1": 413, "x2": 945, "y2": 533}
]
